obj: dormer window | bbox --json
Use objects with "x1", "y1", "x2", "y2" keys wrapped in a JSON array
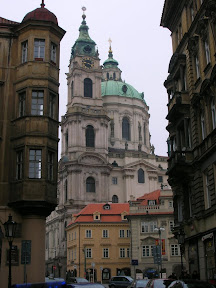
[
  {"x1": 93, "y1": 213, "x2": 100, "y2": 221},
  {"x1": 121, "y1": 212, "x2": 128, "y2": 221},
  {"x1": 148, "y1": 200, "x2": 156, "y2": 206},
  {"x1": 103, "y1": 204, "x2": 110, "y2": 210}
]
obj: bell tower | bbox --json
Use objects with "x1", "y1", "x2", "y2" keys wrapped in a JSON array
[{"x1": 59, "y1": 8, "x2": 111, "y2": 213}]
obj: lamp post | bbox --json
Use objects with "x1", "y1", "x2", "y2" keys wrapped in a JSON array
[
  {"x1": 177, "y1": 229, "x2": 185, "y2": 277},
  {"x1": 154, "y1": 227, "x2": 165, "y2": 278},
  {"x1": 4, "y1": 214, "x2": 17, "y2": 288}
]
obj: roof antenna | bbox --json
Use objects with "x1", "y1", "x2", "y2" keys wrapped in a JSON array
[{"x1": 41, "y1": 0, "x2": 45, "y2": 8}]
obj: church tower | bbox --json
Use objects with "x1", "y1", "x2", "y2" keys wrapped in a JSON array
[{"x1": 59, "y1": 8, "x2": 111, "y2": 213}]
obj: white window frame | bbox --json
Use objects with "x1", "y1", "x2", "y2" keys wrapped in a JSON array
[
  {"x1": 29, "y1": 149, "x2": 42, "y2": 179},
  {"x1": 120, "y1": 248, "x2": 125, "y2": 258},
  {"x1": 51, "y1": 42, "x2": 57, "y2": 63},
  {"x1": 119, "y1": 229, "x2": 125, "y2": 238},
  {"x1": 103, "y1": 248, "x2": 109, "y2": 258},
  {"x1": 141, "y1": 222, "x2": 149, "y2": 233},
  {"x1": 142, "y1": 245, "x2": 153, "y2": 257},
  {"x1": 150, "y1": 221, "x2": 157, "y2": 232},
  {"x1": 103, "y1": 230, "x2": 109, "y2": 238},
  {"x1": 34, "y1": 39, "x2": 45, "y2": 59},
  {"x1": 86, "y1": 248, "x2": 92, "y2": 258},
  {"x1": 31, "y1": 90, "x2": 44, "y2": 115},
  {"x1": 86, "y1": 230, "x2": 92, "y2": 238},
  {"x1": 170, "y1": 244, "x2": 180, "y2": 256}
]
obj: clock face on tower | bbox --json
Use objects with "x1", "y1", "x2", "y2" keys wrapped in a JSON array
[{"x1": 82, "y1": 57, "x2": 94, "y2": 69}]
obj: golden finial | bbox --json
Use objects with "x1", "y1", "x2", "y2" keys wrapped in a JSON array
[{"x1": 108, "y1": 38, "x2": 112, "y2": 53}]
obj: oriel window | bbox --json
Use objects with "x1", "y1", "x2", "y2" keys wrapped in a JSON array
[
  {"x1": 50, "y1": 42, "x2": 57, "y2": 63},
  {"x1": 34, "y1": 39, "x2": 45, "y2": 60},
  {"x1": 19, "y1": 92, "x2": 26, "y2": 117},
  {"x1": 47, "y1": 151, "x2": 54, "y2": 181},
  {"x1": 16, "y1": 150, "x2": 23, "y2": 180},
  {"x1": 31, "y1": 91, "x2": 44, "y2": 115},
  {"x1": 29, "y1": 149, "x2": 42, "y2": 179},
  {"x1": 21, "y1": 41, "x2": 28, "y2": 63}
]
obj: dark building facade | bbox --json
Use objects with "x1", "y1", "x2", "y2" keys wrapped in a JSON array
[
  {"x1": 0, "y1": 2, "x2": 65, "y2": 285},
  {"x1": 161, "y1": 0, "x2": 216, "y2": 282}
]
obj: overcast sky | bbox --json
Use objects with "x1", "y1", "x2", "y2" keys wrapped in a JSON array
[{"x1": 2, "y1": 0, "x2": 172, "y2": 157}]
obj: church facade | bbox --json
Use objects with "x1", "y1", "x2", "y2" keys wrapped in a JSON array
[{"x1": 45, "y1": 10, "x2": 170, "y2": 277}]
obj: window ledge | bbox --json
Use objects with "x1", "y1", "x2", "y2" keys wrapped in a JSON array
[{"x1": 34, "y1": 58, "x2": 44, "y2": 61}]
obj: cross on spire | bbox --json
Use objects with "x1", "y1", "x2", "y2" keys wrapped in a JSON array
[
  {"x1": 41, "y1": 0, "x2": 45, "y2": 8},
  {"x1": 108, "y1": 38, "x2": 112, "y2": 53}
]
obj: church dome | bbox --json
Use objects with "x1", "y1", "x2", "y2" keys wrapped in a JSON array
[
  {"x1": 101, "y1": 80, "x2": 145, "y2": 102},
  {"x1": 22, "y1": 1, "x2": 58, "y2": 25}
]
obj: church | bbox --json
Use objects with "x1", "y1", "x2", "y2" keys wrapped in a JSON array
[{"x1": 45, "y1": 8, "x2": 170, "y2": 277}]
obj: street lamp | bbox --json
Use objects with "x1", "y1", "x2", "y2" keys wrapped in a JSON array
[
  {"x1": 177, "y1": 229, "x2": 185, "y2": 277},
  {"x1": 154, "y1": 227, "x2": 165, "y2": 278},
  {"x1": 4, "y1": 214, "x2": 17, "y2": 288}
]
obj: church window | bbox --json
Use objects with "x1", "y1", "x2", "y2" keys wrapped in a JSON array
[
  {"x1": 112, "y1": 177, "x2": 118, "y2": 185},
  {"x1": 64, "y1": 179, "x2": 68, "y2": 201},
  {"x1": 112, "y1": 195, "x2": 119, "y2": 203},
  {"x1": 65, "y1": 130, "x2": 68, "y2": 151},
  {"x1": 34, "y1": 39, "x2": 45, "y2": 60},
  {"x1": 31, "y1": 90, "x2": 44, "y2": 115},
  {"x1": 86, "y1": 177, "x2": 95, "y2": 193},
  {"x1": 107, "y1": 73, "x2": 109, "y2": 79},
  {"x1": 122, "y1": 117, "x2": 130, "y2": 141},
  {"x1": 21, "y1": 41, "x2": 28, "y2": 63},
  {"x1": 143, "y1": 123, "x2": 146, "y2": 145},
  {"x1": 71, "y1": 81, "x2": 74, "y2": 99},
  {"x1": 84, "y1": 78, "x2": 92, "y2": 98},
  {"x1": 138, "y1": 168, "x2": 145, "y2": 183},
  {"x1": 113, "y1": 72, "x2": 116, "y2": 80},
  {"x1": 86, "y1": 125, "x2": 95, "y2": 147},
  {"x1": 158, "y1": 176, "x2": 163, "y2": 183}
]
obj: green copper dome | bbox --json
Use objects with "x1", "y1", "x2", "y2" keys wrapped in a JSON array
[{"x1": 101, "y1": 80, "x2": 146, "y2": 103}]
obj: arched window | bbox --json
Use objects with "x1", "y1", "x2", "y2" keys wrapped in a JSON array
[
  {"x1": 107, "y1": 72, "x2": 109, "y2": 80},
  {"x1": 86, "y1": 177, "x2": 95, "y2": 192},
  {"x1": 84, "y1": 78, "x2": 92, "y2": 98},
  {"x1": 113, "y1": 72, "x2": 116, "y2": 80},
  {"x1": 138, "y1": 168, "x2": 145, "y2": 183},
  {"x1": 64, "y1": 179, "x2": 68, "y2": 201},
  {"x1": 65, "y1": 130, "x2": 68, "y2": 151},
  {"x1": 122, "y1": 117, "x2": 130, "y2": 140},
  {"x1": 143, "y1": 123, "x2": 146, "y2": 145},
  {"x1": 71, "y1": 81, "x2": 74, "y2": 99},
  {"x1": 86, "y1": 125, "x2": 95, "y2": 147},
  {"x1": 112, "y1": 195, "x2": 119, "y2": 203}
]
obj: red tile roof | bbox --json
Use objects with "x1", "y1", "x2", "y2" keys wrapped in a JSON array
[
  {"x1": 68, "y1": 203, "x2": 129, "y2": 226},
  {"x1": 137, "y1": 190, "x2": 161, "y2": 205}
]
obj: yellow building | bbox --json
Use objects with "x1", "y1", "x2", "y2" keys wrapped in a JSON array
[
  {"x1": 66, "y1": 203, "x2": 130, "y2": 282},
  {"x1": 0, "y1": 2, "x2": 65, "y2": 285}
]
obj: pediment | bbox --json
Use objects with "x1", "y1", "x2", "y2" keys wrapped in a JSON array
[
  {"x1": 78, "y1": 153, "x2": 107, "y2": 165},
  {"x1": 124, "y1": 159, "x2": 159, "y2": 171}
]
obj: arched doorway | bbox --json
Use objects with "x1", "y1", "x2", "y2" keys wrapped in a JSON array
[{"x1": 102, "y1": 268, "x2": 111, "y2": 283}]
